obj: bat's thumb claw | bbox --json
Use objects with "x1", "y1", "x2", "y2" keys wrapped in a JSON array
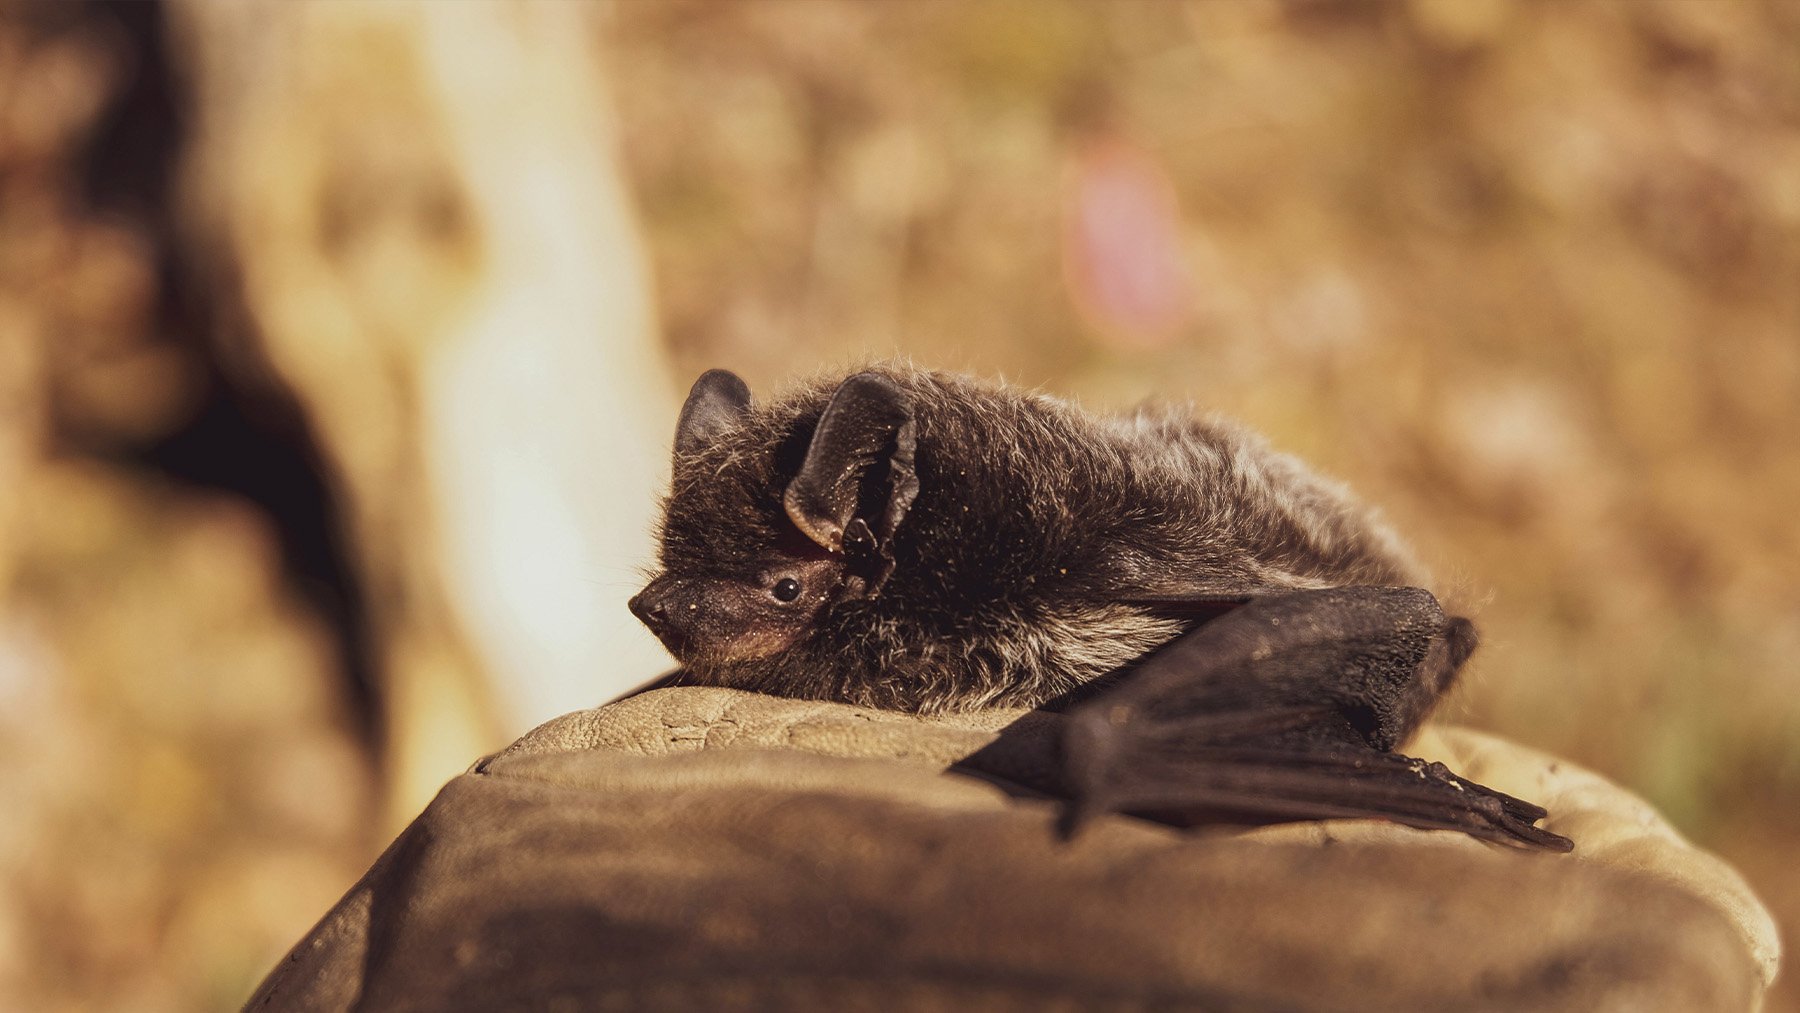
[
  {"x1": 1058, "y1": 711, "x2": 1118, "y2": 842},
  {"x1": 1057, "y1": 796, "x2": 1101, "y2": 842}
]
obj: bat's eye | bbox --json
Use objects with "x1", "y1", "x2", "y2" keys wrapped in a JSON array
[{"x1": 772, "y1": 577, "x2": 802, "y2": 603}]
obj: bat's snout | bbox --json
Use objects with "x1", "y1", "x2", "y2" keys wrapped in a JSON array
[
  {"x1": 626, "y1": 589, "x2": 664, "y2": 628},
  {"x1": 629, "y1": 581, "x2": 687, "y2": 651},
  {"x1": 630, "y1": 573, "x2": 823, "y2": 666}
]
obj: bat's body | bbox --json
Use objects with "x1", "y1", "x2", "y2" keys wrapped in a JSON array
[{"x1": 631, "y1": 366, "x2": 1572, "y2": 851}]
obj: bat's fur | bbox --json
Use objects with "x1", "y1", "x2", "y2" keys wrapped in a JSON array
[{"x1": 645, "y1": 365, "x2": 1425, "y2": 714}]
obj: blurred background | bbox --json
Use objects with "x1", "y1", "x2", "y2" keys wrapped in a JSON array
[{"x1": 1, "y1": 0, "x2": 1795, "y2": 1009}]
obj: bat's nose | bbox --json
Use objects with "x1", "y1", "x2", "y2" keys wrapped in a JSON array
[
  {"x1": 628, "y1": 589, "x2": 669, "y2": 633},
  {"x1": 629, "y1": 582, "x2": 693, "y2": 656}
]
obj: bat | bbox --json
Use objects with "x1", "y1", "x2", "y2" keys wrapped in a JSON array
[{"x1": 629, "y1": 366, "x2": 1573, "y2": 851}]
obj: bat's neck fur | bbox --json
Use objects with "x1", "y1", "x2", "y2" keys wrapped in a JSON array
[{"x1": 664, "y1": 367, "x2": 1422, "y2": 714}]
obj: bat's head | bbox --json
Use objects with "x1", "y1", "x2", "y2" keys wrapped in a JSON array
[{"x1": 630, "y1": 368, "x2": 919, "y2": 673}]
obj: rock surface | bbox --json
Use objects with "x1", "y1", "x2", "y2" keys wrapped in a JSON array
[{"x1": 249, "y1": 687, "x2": 1778, "y2": 1011}]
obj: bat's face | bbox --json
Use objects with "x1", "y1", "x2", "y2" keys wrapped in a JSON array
[
  {"x1": 631, "y1": 369, "x2": 916, "y2": 678},
  {"x1": 629, "y1": 542, "x2": 846, "y2": 666}
]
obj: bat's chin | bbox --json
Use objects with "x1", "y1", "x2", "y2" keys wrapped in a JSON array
[
  {"x1": 699, "y1": 635, "x2": 797, "y2": 665},
  {"x1": 647, "y1": 628, "x2": 800, "y2": 668}
]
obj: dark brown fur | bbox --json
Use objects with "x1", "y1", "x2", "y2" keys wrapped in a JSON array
[{"x1": 634, "y1": 365, "x2": 1423, "y2": 714}]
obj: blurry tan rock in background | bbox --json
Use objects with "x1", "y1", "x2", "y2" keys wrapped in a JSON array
[{"x1": 1, "y1": 0, "x2": 1797, "y2": 1010}]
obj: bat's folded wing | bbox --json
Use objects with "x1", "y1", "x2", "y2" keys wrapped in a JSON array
[
  {"x1": 1063, "y1": 707, "x2": 1574, "y2": 850},
  {"x1": 1063, "y1": 587, "x2": 1574, "y2": 851}
]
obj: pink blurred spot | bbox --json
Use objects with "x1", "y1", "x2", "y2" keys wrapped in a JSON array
[{"x1": 1063, "y1": 140, "x2": 1195, "y2": 350}]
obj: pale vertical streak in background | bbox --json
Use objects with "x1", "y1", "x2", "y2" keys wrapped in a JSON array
[
  {"x1": 414, "y1": 6, "x2": 675, "y2": 729},
  {"x1": 171, "y1": 0, "x2": 675, "y2": 822}
]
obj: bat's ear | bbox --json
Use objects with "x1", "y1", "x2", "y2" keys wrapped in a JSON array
[
  {"x1": 784, "y1": 372, "x2": 918, "y2": 588},
  {"x1": 675, "y1": 369, "x2": 752, "y2": 456}
]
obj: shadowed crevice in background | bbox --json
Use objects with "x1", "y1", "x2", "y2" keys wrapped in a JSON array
[{"x1": 59, "y1": 0, "x2": 383, "y2": 758}]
